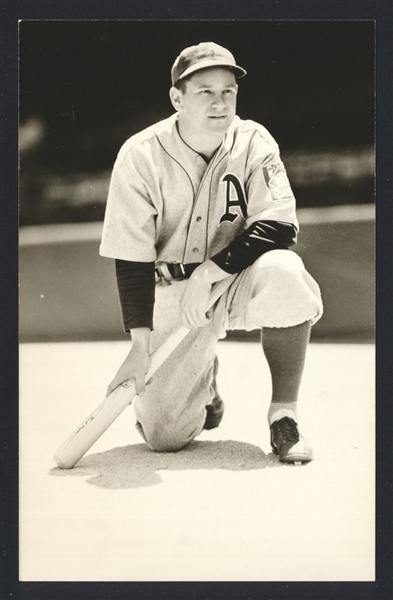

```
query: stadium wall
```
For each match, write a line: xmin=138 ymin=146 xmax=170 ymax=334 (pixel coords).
xmin=19 ymin=205 xmax=375 ymax=343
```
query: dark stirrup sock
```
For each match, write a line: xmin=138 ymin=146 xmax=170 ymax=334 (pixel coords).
xmin=261 ymin=321 xmax=312 ymax=424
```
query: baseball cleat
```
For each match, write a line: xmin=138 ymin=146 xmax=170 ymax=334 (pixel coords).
xmin=204 ymin=396 xmax=225 ymax=430
xmin=270 ymin=416 xmax=313 ymax=464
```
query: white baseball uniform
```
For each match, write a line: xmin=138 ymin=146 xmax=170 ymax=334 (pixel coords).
xmin=100 ymin=113 xmax=323 ymax=451
xmin=100 ymin=113 xmax=298 ymax=263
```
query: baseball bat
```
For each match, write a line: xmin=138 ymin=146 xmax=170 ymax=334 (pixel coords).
xmin=53 ymin=274 xmax=235 ymax=469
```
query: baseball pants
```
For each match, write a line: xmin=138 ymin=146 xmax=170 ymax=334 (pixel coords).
xmin=133 ymin=249 xmax=323 ymax=452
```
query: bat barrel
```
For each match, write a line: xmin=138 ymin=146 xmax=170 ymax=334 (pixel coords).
xmin=53 ymin=382 xmax=136 ymax=468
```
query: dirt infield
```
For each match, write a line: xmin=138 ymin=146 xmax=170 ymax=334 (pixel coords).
xmin=19 ymin=339 xmax=375 ymax=581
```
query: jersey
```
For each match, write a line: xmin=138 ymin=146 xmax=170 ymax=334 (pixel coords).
xmin=99 ymin=113 xmax=298 ymax=265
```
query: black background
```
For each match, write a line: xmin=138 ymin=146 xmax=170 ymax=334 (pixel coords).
xmin=19 ymin=19 xmax=374 ymax=159
xmin=18 ymin=19 xmax=375 ymax=224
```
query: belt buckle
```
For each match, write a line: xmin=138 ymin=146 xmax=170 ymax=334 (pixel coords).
xmin=155 ymin=262 xmax=187 ymax=282
xmin=171 ymin=263 xmax=187 ymax=280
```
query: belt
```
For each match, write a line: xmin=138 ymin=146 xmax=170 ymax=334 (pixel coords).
xmin=155 ymin=262 xmax=201 ymax=281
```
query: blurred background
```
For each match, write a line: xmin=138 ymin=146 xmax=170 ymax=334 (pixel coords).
xmin=19 ymin=20 xmax=375 ymax=343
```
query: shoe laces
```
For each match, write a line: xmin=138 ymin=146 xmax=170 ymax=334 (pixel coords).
xmin=271 ymin=417 xmax=299 ymax=444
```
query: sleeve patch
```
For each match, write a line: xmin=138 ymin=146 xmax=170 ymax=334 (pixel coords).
xmin=263 ymin=163 xmax=294 ymax=201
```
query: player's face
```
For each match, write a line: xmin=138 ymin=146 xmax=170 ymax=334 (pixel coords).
xmin=176 ymin=67 xmax=238 ymax=137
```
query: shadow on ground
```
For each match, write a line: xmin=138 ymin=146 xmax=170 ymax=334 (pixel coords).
xmin=49 ymin=439 xmax=283 ymax=489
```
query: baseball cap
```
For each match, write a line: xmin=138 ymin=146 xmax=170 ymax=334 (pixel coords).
xmin=171 ymin=42 xmax=247 ymax=86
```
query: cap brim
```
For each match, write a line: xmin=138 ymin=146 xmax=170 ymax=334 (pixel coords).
xmin=175 ymin=59 xmax=247 ymax=84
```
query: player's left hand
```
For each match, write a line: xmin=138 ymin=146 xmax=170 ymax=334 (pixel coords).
xmin=180 ymin=273 xmax=213 ymax=329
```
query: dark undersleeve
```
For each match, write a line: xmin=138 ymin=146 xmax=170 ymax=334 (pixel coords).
xmin=210 ymin=220 xmax=297 ymax=274
xmin=115 ymin=260 xmax=155 ymax=332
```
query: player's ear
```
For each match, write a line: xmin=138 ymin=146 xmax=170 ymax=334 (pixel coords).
xmin=169 ymin=86 xmax=183 ymax=111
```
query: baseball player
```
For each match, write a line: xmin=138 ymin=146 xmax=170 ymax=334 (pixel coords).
xmin=100 ymin=42 xmax=323 ymax=464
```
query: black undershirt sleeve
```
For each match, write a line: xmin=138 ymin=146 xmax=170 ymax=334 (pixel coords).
xmin=210 ymin=220 xmax=298 ymax=274
xmin=115 ymin=260 xmax=156 ymax=332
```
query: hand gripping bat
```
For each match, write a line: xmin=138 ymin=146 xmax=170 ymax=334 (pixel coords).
xmin=53 ymin=274 xmax=235 ymax=469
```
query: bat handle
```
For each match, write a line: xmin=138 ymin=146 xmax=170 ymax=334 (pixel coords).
xmin=144 ymin=273 xmax=236 ymax=382
xmin=208 ymin=273 xmax=236 ymax=307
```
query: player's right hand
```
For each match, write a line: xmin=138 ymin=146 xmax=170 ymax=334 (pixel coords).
xmin=106 ymin=329 xmax=151 ymax=397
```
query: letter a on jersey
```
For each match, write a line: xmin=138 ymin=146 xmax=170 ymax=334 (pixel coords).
xmin=219 ymin=174 xmax=248 ymax=224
